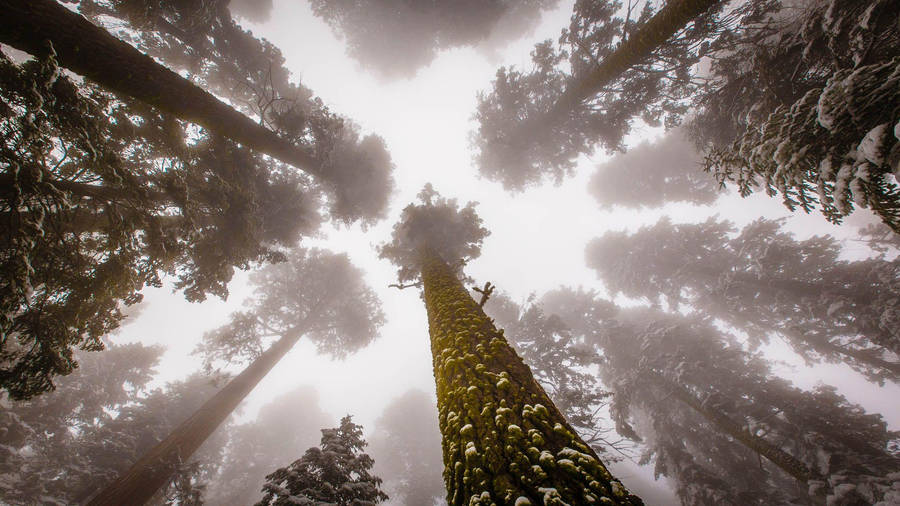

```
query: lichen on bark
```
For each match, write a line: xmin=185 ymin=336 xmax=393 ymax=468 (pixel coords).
xmin=420 ymin=248 xmax=641 ymax=505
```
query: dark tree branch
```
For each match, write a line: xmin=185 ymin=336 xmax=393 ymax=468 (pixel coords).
xmin=388 ymin=281 xmax=422 ymax=290
xmin=473 ymin=281 xmax=495 ymax=307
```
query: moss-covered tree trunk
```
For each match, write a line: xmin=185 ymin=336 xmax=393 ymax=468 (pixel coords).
xmin=419 ymin=248 xmax=642 ymax=505
xmin=86 ymin=330 xmax=302 ymax=506
xmin=0 ymin=0 xmax=319 ymax=176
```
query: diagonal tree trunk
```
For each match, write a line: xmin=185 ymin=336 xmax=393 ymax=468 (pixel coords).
xmin=85 ymin=329 xmax=303 ymax=506
xmin=656 ymin=374 xmax=814 ymax=484
xmin=539 ymin=0 xmax=722 ymax=129
xmin=0 ymin=0 xmax=320 ymax=177
xmin=419 ymin=247 xmax=642 ymax=505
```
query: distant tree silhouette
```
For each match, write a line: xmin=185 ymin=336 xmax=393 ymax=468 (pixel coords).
xmin=309 ymin=0 xmax=559 ymax=79
xmin=368 ymin=390 xmax=445 ymax=505
xmin=589 ymin=129 xmax=719 ymax=209
xmin=0 ymin=344 xmax=229 ymax=505
xmin=379 ymin=185 xmax=640 ymax=504
xmin=204 ymin=386 xmax=333 ymax=506
xmin=76 ymin=0 xmax=394 ymax=224
xmin=587 ymin=218 xmax=900 ymax=383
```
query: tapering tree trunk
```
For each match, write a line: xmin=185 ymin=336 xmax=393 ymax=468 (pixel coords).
xmin=661 ymin=377 xmax=813 ymax=484
xmin=0 ymin=0 xmax=320 ymax=176
xmin=86 ymin=330 xmax=302 ymax=506
xmin=419 ymin=248 xmax=642 ymax=505
xmin=542 ymin=0 xmax=722 ymax=127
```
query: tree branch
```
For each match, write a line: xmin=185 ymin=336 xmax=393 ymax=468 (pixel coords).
xmin=473 ymin=281 xmax=495 ymax=307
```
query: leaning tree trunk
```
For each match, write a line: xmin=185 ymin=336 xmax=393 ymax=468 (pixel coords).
xmin=541 ymin=0 xmax=723 ymax=126
xmin=658 ymin=375 xmax=814 ymax=484
xmin=86 ymin=330 xmax=302 ymax=506
xmin=0 ymin=0 xmax=320 ymax=177
xmin=419 ymin=248 xmax=642 ymax=505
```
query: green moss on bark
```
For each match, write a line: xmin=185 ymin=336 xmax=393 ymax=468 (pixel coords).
xmin=420 ymin=249 xmax=642 ymax=506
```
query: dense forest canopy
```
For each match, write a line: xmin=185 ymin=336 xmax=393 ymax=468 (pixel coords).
xmin=1 ymin=0 xmax=898 ymax=505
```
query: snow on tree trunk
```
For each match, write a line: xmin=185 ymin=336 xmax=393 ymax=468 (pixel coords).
xmin=419 ymin=248 xmax=641 ymax=505
xmin=86 ymin=330 xmax=302 ymax=506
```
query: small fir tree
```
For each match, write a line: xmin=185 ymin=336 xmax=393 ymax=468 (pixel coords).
xmin=255 ymin=415 xmax=388 ymax=506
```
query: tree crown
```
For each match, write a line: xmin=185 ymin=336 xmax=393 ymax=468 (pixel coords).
xmin=378 ymin=184 xmax=489 ymax=283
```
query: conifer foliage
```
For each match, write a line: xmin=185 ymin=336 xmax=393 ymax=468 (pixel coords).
xmin=699 ymin=0 xmax=900 ymax=231
xmin=256 ymin=415 xmax=388 ymax=506
xmin=587 ymin=217 xmax=900 ymax=383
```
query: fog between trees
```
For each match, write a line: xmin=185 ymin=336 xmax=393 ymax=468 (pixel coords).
xmin=1 ymin=0 xmax=899 ymax=505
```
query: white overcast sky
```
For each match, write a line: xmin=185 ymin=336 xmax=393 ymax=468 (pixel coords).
xmin=111 ymin=1 xmax=899 ymax=503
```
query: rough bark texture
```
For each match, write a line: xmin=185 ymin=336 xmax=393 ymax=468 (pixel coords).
xmin=0 ymin=0 xmax=320 ymax=176
xmin=544 ymin=0 xmax=722 ymax=126
xmin=420 ymin=249 xmax=642 ymax=506
xmin=664 ymin=378 xmax=813 ymax=484
xmin=86 ymin=331 xmax=302 ymax=506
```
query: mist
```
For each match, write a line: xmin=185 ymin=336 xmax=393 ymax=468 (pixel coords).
xmin=2 ymin=0 xmax=899 ymax=505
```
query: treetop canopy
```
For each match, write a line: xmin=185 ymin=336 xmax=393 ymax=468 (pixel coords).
xmin=378 ymin=184 xmax=489 ymax=283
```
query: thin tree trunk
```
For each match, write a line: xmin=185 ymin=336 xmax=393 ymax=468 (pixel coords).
xmin=85 ymin=330 xmax=303 ymax=506
xmin=660 ymin=376 xmax=813 ymax=484
xmin=541 ymin=0 xmax=722 ymax=128
xmin=419 ymin=247 xmax=642 ymax=505
xmin=0 ymin=0 xmax=320 ymax=177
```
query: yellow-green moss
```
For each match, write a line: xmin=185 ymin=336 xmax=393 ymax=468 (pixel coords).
xmin=419 ymin=248 xmax=642 ymax=506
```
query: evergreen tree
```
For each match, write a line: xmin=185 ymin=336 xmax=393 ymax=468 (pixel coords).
xmin=1 ymin=0 xmax=396 ymax=209
xmin=473 ymin=0 xmax=727 ymax=190
xmin=0 ymin=46 xmax=320 ymax=399
xmin=538 ymin=288 xmax=900 ymax=505
xmin=255 ymin=415 xmax=388 ymax=506
xmin=378 ymin=185 xmax=641 ymax=505
xmin=586 ymin=217 xmax=900 ymax=383
xmin=74 ymin=0 xmax=394 ymax=224
xmin=87 ymin=248 xmax=384 ymax=505
xmin=691 ymin=0 xmax=900 ymax=231
xmin=707 ymin=57 xmax=900 ymax=231
xmin=309 ymin=0 xmax=560 ymax=80
xmin=368 ymin=389 xmax=445 ymax=506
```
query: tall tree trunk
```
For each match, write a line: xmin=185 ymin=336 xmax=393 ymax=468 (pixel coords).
xmin=660 ymin=376 xmax=813 ymax=484
xmin=542 ymin=0 xmax=722 ymax=127
xmin=0 ymin=0 xmax=320 ymax=177
xmin=85 ymin=330 xmax=302 ymax=506
xmin=419 ymin=248 xmax=642 ymax=505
